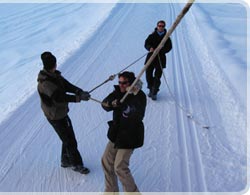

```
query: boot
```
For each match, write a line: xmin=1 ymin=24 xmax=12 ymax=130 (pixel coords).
xmin=72 ymin=165 xmax=90 ymax=174
xmin=151 ymin=94 xmax=157 ymax=101
xmin=151 ymin=77 xmax=160 ymax=100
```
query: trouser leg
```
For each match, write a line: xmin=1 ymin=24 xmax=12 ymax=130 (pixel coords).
xmin=152 ymin=65 xmax=163 ymax=95
xmin=114 ymin=149 xmax=139 ymax=192
xmin=48 ymin=115 xmax=83 ymax=166
xmin=101 ymin=142 xmax=119 ymax=192
xmin=145 ymin=64 xmax=155 ymax=90
xmin=61 ymin=143 xmax=70 ymax=164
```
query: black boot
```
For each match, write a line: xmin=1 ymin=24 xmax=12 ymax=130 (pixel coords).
xmin=151 ymin=93 xmax=157 ymax=100
xmin=151 ymin=86 xmax=158 ymax=100
xmin=72 ymin=165 xmax=90 ymax=174
xmin=151 ymin=78 xmax=160 ymax=100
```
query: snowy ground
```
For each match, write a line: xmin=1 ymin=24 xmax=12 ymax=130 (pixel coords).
xmin=0 ymin=1 xmax=248 ymax=194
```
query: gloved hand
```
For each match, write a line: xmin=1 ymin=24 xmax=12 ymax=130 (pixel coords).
xmin=79 ymin=91 xmax=90 ymax=101
xmin=75 ymin=89 xmax=83 ymax=95
xmin=111 ymin=99 xmax=121 ymax=108
xmin=126 ymin=79 xmax=143 ymax=95
xmin=75 ymin=96 xmax=81 ymax=103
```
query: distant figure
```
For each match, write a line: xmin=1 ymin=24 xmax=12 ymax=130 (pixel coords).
xmin=144 ymin=20 xmax=172 ymax=100
xmin=101 ymin=71 xmax=146 ymax=193
xmin=37 ymin=51 xmax=90 ymax=174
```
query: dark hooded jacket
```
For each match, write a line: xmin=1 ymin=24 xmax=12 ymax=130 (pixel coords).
xmin=144 ymin=28 xmax=172 ymax=68
xmin=102 ymin=86 xmax=147 ymax=149
xmin=37 ymin=69 xmax=82 ymax=120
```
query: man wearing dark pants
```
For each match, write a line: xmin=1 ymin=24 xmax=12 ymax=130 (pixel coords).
xmin=144 ymin=20 xmax=172 ymax=100
xmin=37 ymin=51 xmax=90 ymax=174
xmin=48 ymin=116 xmax=83 ymax=168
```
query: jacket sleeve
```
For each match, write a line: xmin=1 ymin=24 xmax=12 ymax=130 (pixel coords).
xmin=144 ymin=34 xmax=154 ymax=51
xmin=51 ymin=89 xmax=77 ymax=103
xmin=161 ymin=37 xmax=172 ymax=54
xmin=101 ymin=91 xmax=116 ymax=112
xmin=41 ymin=80 xmax=78 ymax=103
xmin=63 ymin=77 xmax=83 ymax=95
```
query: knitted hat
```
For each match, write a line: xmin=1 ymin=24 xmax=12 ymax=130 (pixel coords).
xmin=41 ymin=51 xmax=56 ymax=71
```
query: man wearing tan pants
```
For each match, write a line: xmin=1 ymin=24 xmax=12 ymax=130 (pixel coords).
xmin=101 ymin=71 xmax=146 ymax=193
xmin=102 ymin=142 xmax=136 ymax=192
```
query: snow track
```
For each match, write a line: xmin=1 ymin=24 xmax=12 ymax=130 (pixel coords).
xmin=0 ymin=3 xmax=247 ymax=192
xmin=162 ymin=4 xmax=207 ymax=191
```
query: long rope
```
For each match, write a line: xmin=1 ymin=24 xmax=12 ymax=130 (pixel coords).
xmin=120 ymin=0 xmax=195 ymax=103
xmin=158 ymin=55 xmax=210 ymax=129
xmin=88 ymin=52 xmax=148 ymax=94
xmin=88 ymin=0 xmax=195 ymax=108
xmin=89 ymin=97 xmax=109 ymax=107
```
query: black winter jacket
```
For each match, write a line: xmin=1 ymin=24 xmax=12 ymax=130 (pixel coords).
xmin=144 ymin=28 xmax=172 ymax=68
xmin=37 ymin=69 xmax=82 ymax=120
xmin=102 ymin=86 xmax=147 ymax=149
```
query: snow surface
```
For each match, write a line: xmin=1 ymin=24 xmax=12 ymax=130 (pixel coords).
xmin=0 ymin=1 xmax=248 ymax=194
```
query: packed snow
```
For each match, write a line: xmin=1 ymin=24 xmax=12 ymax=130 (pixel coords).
xmin=0 ymin=1 xmax=248 ymax=194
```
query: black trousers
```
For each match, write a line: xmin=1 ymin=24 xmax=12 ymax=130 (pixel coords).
xmin=146 ymin=64 xmax=163 ymax=95
xmin=48 ymin=115 xmax=83 ymax=166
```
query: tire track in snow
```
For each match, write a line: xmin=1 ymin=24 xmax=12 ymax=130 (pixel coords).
xmin=168 ymin=3 xmax=191 ymax=191
xmin=169 ymin=3 xmax=207 ymax=191
xmin=174 ymin=27 xmax=207 ymax=191
xmin=182 ymin=5 xmax=247 ymax=191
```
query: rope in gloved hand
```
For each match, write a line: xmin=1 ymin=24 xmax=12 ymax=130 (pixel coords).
xmin=89 ymin=79 xmax=143 ymax=108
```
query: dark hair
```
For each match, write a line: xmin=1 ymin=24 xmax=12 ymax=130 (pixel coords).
xmin=41 ymin=51 xmax=56 ymax=71
xmin=118 ymin=71 xmax=136 ymax=85
xmin=157 ymin=20 xmax=166 ymax=27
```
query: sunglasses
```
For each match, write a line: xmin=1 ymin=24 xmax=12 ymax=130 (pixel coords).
xmin=158 ymin=25 xmax=165 ymax=28
xmin=119 ymin=81 xmax=129 ymax=85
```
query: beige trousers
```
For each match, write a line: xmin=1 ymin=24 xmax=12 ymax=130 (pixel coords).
xmin=101 ymin=141 xmax=139 ymax=193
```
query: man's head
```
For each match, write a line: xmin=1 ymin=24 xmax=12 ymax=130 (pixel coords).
xmin=156 ymin=20 xmax=166 ymax=32
xmin=41 ymin=51 xmax=57 ymax=72
xmin=118 ymin=71 xmax=136 ymax=93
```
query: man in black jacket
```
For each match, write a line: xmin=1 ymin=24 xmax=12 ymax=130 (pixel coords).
xmin=37 ymin=51 xmax=90 ymax=174
xmin=101 ymin=71 xmax=146 ymax=193
xmin=144 ymin=20 xmax=172 ymax=100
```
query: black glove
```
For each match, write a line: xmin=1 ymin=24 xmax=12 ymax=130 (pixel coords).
xmin=75 ymin=88 xmax=84 ymax=95
xmin=79 ymin=91 xmax=90 ymax=101
xmin=111 ymin=99 xmax=122 ymax=108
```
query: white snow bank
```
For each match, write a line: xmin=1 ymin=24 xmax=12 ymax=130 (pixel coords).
xmin=0 ymin=3 xmax=117 ymax=124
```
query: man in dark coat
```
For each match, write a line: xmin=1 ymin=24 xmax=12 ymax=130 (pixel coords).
xmin=144 ymin=20 xmax=172 ymax=100
xmin=101 ymin=71 xmax=146 ymax=193
xmin=37 ymin=51 xmax=90 ymax=174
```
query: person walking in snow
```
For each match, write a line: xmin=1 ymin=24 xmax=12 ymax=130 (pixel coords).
xmin=144 ymin=20 xmax=172 ymax=100
xmin=37 ymin=51 xmax=90 ymax=174
xmin=101 ymin=71 xmax=146 ymax=193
